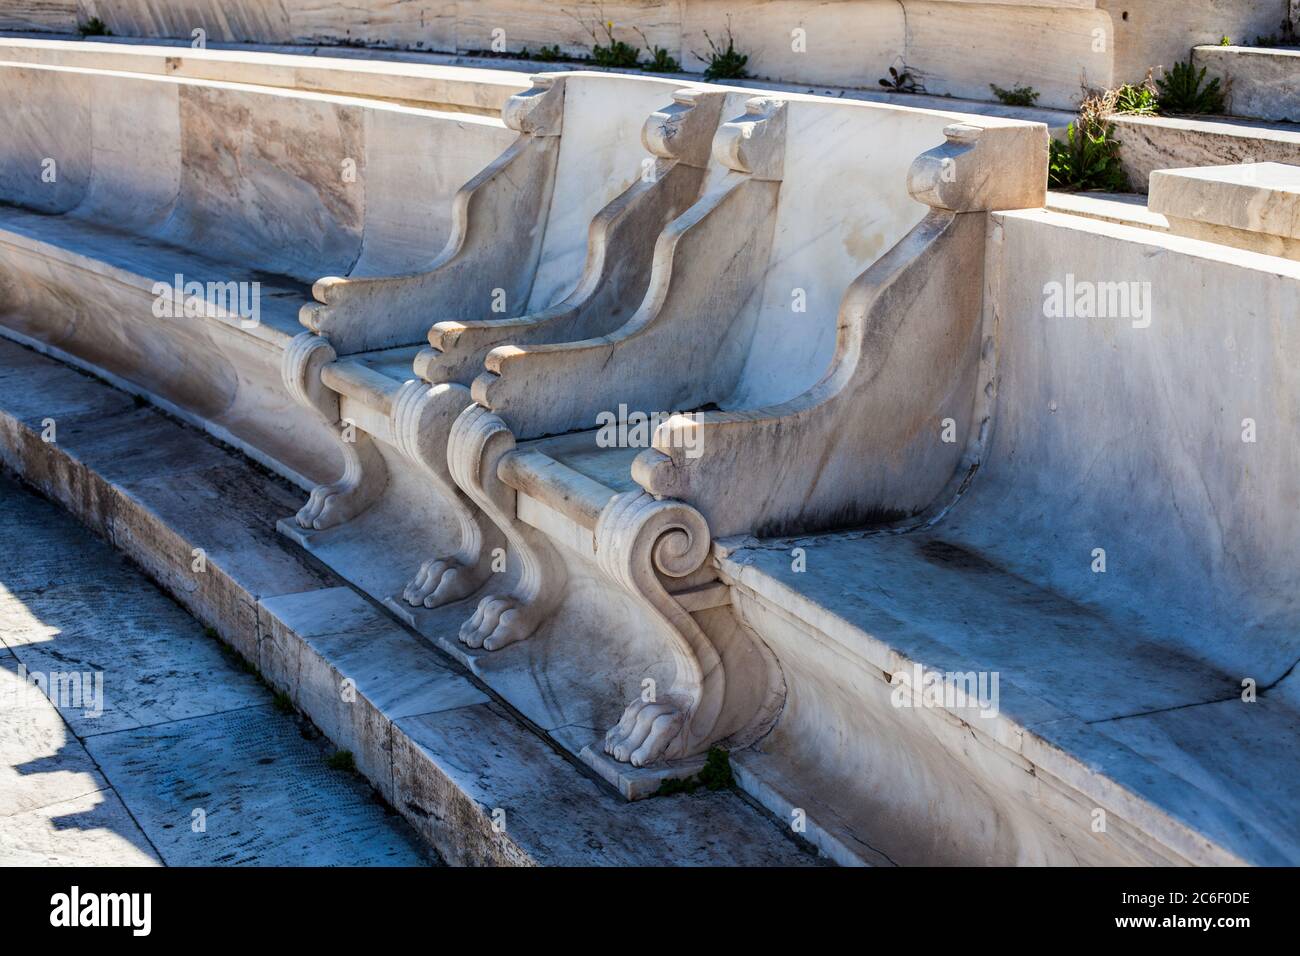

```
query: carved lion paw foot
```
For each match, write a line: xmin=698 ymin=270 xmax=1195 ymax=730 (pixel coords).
xmin=294 ymin=481 xmax=367 ymax=531
xmin=604 ymin=699 xmax=687 ymax=767
xmin=458 ymin=594 xmax=543 ymax=651
xmin=402 ymin=556 xmax=484 ymax=609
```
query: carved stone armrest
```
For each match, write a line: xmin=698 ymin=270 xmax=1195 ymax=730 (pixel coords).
xmin=908 ymin=121 xmax=1047 ymax=213
xmin=298 ymin=75 xmax=566 ymax=356
xmin=414 ymin=90 xmax=725 ymax=387
xmin=469 ymin=97 xmax=788 ymax=439
xmin=633 ymin=122 xmax=1048 ymax=539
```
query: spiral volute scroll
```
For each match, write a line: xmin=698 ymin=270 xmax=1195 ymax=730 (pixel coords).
xmin=391 ymin=378 xmax=430 ymax=466
xmin=595 ymin=491 xmax=718 ymax=690
xmin=281 ymin=331 xmax=338 ymax=422
xmin=595 ymin=491 xmax=710 ymax=586
xmin=447 ymin=403 xmax=513 ymax=498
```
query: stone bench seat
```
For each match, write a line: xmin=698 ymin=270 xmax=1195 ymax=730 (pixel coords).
xmin=0 ymin=61 xmax=513 ymax=485
xmin=720 ymin=528 xmax=1300 ymax=866
xmin=281 ymin=74 xmax=732 ymax=613
xmin=0 ymin=199 xmax=323 ymax=476
xmin=0 ymin=203 xmax=308 ymax=346
xmin=440 ymin=98 xmax=1047 ymax=781
xmin=702 ymin=207 xmax=1300 ymax=865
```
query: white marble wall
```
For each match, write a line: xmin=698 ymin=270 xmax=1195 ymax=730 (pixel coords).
xmin=3 ymin=1 xmax=1290 ymax=110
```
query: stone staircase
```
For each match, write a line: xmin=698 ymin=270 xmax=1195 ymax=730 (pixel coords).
xmin=0 ymin=337 xmax=817 ymax=867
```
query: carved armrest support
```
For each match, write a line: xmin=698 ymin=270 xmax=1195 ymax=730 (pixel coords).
xmin=390 ymin=379 xmax=504 ymax=607
xmin=501 ymin=74 xmax=565 ymax=136
xmin=628 ymin=122 xmax=1045 ymax=539
xmin=643 ymin=89 xmax=726 ymax=169
xmin=445 ymin=404 xmax=566 ymax=649
xmin=635 ymin=209 xmax=989 ymax=539
xmin=595 ymin=491 xmax=726 ymax=765
xmin=390 ymin=379 xmax=474 ymax=487
xmin=281 ymin=332 xmax=389 ymax=530
xmin=418 ymin=304 xmax=580 ymax=386
xmin=281 ymin=332 xmax=340 ymax=425
xmin=711 ymin=96 xmax=787 ymax=180
xmin=471 ymin=168 xmax=780 ymax=437
xmin=415 ymin=91 xmax=725 ymax=387
xmin=298 ymin=76 xmax=567 ymax=356
xmin=466 ymin=97 xmax=785 ymax=438
xmin=908 ymin=122 xmax=1048 ymax=213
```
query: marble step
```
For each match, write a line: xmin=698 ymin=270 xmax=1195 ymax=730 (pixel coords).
xmin=1192 ymin=43 xmax=1300 ymax=124
xmin=0 ymin=334 xmax=819 ymax=867
xmin=1110 ymin=112 xmax=1300 ymax=192
xmin=1044 ymin=190 xmax=1170 ymax=231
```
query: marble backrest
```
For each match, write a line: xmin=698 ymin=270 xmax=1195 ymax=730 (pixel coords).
xmin=525 ymin=72 xmax=706 ymax=313
xmin=720 ymin=95 xmax=1023 ymax=410
xmin=0 ymin=62 xmax=512 ymax=284
xmin=944 ymin=210 xmax=1300 ymax=678
xmin=0 ymin=62 xmax=93 ymax=213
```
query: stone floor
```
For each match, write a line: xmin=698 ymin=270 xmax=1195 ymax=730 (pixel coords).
xmin=0 ymin=473 xmax=437 ymax=866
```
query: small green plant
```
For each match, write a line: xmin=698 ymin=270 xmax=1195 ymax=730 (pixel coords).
xmin=326 ymin=749 xmax=356 ymax=772
xmin=635 ymin=27 xmax=681 ymax=73
xmin=1155 ymin=59 xmax=1226 ymax=114
xmin=1219 ymin=35 xmax=1232 ymax=46
xmin=1048 ymin=87 xmax=1130 ymax=193
xmin=568 ymin=12 xmax=640 ymax=68
xmin=77 ymin=17 xmax=112 ymax=37
xmin=593 ymin=34 xmax=640 ymax=68
xmin=990 ymin=83 xmax=1040 ymax=107
xmin=1111 ymin=72 xmax=1160 ymax=115
xmin=272 ymin=689 xmax=294 ymax=714
xmin=878 ymin=64 xmax=922 ymax=94
xmin=529 ymin=44 xmax=566 ymax=63
xmin=696 ymin=22 xmax=749 ymax=81
xmin=1049 ymin=121 xmax=1128 ymax=193
xmin=653 ymin=747 xmax=735 ymax=796
xmin=697 ymin=747 xmax=735 ymax=790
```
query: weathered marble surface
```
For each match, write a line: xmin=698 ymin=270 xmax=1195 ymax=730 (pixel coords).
xmin=721 ymin=529 xmax=1296 ymax=865
xmin=1097 ymin=0 xmax=1288 ymax=87
xmin=0 ymin=338 xmax=817 ymax=866
xmin=2 ymin=0 xmax=1291 ymax=109
xmin=1194 ymin=44 xmax=1300 ymax=124
xmin=972 ymin=209 xmax=1300 ymax=681
xmin=1045 ymin=189 xmax=1171 ymax=231
xmin=0 ymin=472 xmax=432 ymax=866
xmin=1149 ymin=161 xmax=1300 ymax=258
xmin=0 ymin=577 xmax=267 ymax=737
xmin=0 ymin=61 xmax=512 ymax=486
xmin=85 ymin=706 xmax=433 ymax=866
xmin=3 ymin=41 xmax=1296 ymax=866
xmin=705 ymin=209 xmax=1300 ymax=866
xmin=282 ymin=74 xmax=723 ymax=650
xmin=1111 ymin=113 xmax=1300 ymax=193
xmin=0 ymin=37 xmax=531 ymax=114
xmin=1 ymin=789 xmax=162 ymax=866
xmin=260 ymin=587 xmax=490 ymax=800
xmin=453 ymin=100 xmax=1043 ymax=774
xmin=0 ymin=656 xmax=112 ymax=820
